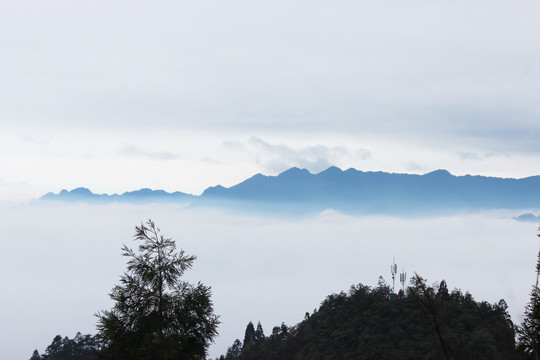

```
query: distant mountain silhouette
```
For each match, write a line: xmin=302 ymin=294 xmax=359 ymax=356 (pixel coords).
xmin=199 ymin=166 xmax=540 ymax=215
xmin=41 ymin=187 xmax=193 ymax=204
xmin=514 ymin=213 xmax=540 ymax=222
xmin=41 ymin=167 xmax=540 ymax=215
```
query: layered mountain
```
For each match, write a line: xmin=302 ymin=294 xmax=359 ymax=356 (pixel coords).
xmin=40 ymin=167 xmax=540 ymax=215
xmin=40 ymin=187 xmax=194 ymax=204
xmin=200 ymin=166 xmax=540 ymax=214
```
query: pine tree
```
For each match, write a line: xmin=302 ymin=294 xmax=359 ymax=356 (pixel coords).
xmin=255 ymin=322 xmax=265 ymax=343
xmin=96 ymin=220 xmax=219 ymax=360
xmin=224 ymin=339 xmax=242 ymax=359
xmin=29 ymin=349 xmax=41 ymax=360
xmin=243 ymin=321 xmax=256 ymax=348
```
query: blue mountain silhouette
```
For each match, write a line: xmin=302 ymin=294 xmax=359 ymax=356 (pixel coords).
xmin=41 ymin=188 xmax=193 ymax=204
xmin=41 ymin=167 xmax=540 ymax=215
xmin=514 ymin=213 xmax=540 ymax=222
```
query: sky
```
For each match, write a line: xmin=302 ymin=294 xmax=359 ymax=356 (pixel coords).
xmin=1 ymin=0 xmax=540 ymax=201
xmin=1 ymin=1 xmax=540 ymax=359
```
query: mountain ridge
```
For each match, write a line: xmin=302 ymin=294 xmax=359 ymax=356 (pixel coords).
xmin=39 ymin=167 xmax=540 ymax=215
xmin=41 ymin=187 xmax=194 ymax=204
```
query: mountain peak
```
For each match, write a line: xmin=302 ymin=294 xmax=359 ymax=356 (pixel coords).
xmin=70 ymin=187 xmax=93 ymax=195
xmin=202 ymin=185 xmax=226 ymax=197
xmin=425 ymin=169 xmax=452 ymax=177
xmin=319 ymin=166 xmax=343 ymax=175
xmin=278 ymin=167 xmax=311 ymax=177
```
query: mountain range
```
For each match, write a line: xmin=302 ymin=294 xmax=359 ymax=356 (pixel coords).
xmin=40 ymin=166 xmax=540 ymax=216
xmin=41 ymin=187 xmax=193 ymax=204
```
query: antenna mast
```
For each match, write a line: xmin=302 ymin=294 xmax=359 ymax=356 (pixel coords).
xmin=391 ymin=257 xmax=397 ymax=293
xmin=400 ymin=268 xmax=407 ymax=293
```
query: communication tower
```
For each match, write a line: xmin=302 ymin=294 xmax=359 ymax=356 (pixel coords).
xmin=400 ymin=269 xmax=407 ymax=292
xmin=391 ymin=258 xmax=397 ymax=293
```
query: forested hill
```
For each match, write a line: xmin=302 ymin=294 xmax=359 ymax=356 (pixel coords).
xmin=40 ymin=167 xmax=540 ymax=215
xmin=219 ymin=278 xmax=518 ymax=360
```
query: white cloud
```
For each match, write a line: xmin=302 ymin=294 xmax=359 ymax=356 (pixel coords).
xmin=247 ymin=137 xmax=370 ymax=173
xmin=118 ymin=144 xmax=180 ymax=161
xmin=221 ymin=140 xmax=245 ymax=152
xmin=404 ymin=162 xmax=428 ymax=173
xmin=1 ymin=0 xmax=539 ymax=154
xmin=457 ymin=151 xmax=481 ymax=161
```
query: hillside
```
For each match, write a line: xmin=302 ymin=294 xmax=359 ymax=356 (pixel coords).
xmin=220 ymin=278 xmax=518 ymax=360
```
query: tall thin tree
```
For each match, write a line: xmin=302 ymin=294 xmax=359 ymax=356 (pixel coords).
xmin=96 ymin=220 xmax=219 ymax=360
xmin=517 ymin=228 xmax=540 ymax=360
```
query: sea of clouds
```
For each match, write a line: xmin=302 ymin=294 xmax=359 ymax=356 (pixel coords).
xmin=1 ymin=202 xmax=538 ymax=359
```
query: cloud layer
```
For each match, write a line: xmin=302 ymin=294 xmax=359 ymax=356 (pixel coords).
xmin=119 ymin=144 xmax=181 ymax=160
xmin=246 ymin=137 xmax=370 ymax=173
xmin=1 ymin=203 xmax=537 ymax=360
xmin=1 ymin=1 xmax=539 ymax=148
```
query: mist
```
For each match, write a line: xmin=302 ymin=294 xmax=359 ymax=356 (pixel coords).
xmin=0 ymin=201 xmax=538 ymax=359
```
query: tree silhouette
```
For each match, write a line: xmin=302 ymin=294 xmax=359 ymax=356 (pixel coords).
xmin=29 ymin=333 xmax=101 ymax=360
xmin=255 ymin=322 xmax=265 ymax=344
xmin=243 ymin=322 xmax=255 ymax=348
xmin=517 ymin=229 xmax=540 ymax=360
xmin=96 ymin=220 xmax=219 ymax=360
xmin=225 ymin=339 xmax=242 ymax=359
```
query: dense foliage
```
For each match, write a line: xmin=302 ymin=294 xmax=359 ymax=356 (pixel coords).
xmin=220 ymin=277 xmax=518 ymax=360
xmin=96 ymin=220 xmax=219 ymax=360
xmin=29 ymin=333 xmax=101 ymax=360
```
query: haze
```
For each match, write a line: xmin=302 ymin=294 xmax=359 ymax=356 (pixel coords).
xmin=1 ymin=202 xmax=538 ymax=359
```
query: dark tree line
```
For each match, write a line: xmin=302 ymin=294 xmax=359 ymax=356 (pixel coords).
xmin=29 ymin=333 xmax=102 ymax=360
xmin=220 ymin=278 xmax=518 ymax=360
xmin=216 ymin=227 xmax=540 ymax=360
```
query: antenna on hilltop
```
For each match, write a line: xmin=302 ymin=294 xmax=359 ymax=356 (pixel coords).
xmin=400 ymin=268 xmax=407 ymax=293
xmin=391 ymin=257 xmax=397 ymax=293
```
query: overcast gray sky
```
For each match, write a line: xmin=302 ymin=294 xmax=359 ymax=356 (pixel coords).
xmin=1 ymin=0 xmax=539 ymax=201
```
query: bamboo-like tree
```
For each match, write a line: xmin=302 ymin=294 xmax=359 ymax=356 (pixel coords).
xmin=517 ymin=229 xmax=540 ymax=360
xmin=96 ymin=220 xmax=219 ymax=360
